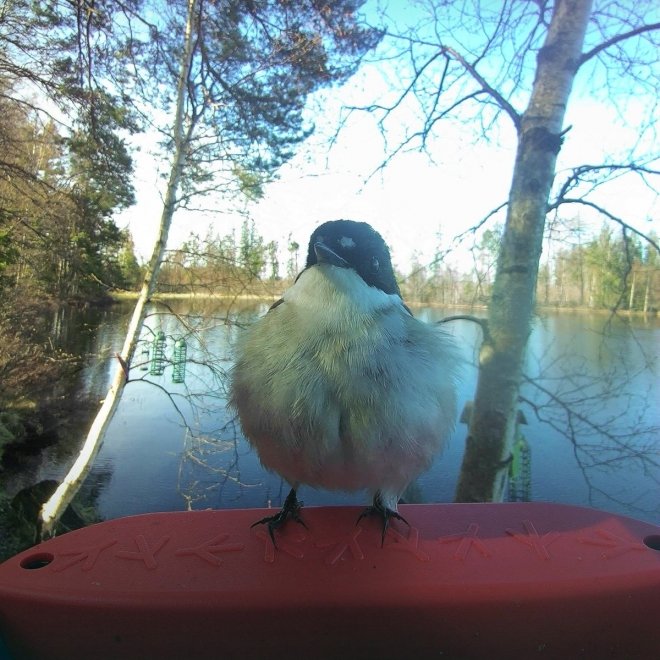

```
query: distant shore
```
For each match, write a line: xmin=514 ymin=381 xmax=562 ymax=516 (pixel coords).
xmin=109 ymin=290 xmax=658 ymax=317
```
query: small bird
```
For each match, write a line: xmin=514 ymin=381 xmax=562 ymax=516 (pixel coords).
xmin=229 ymin=220 xmax=459 ymax=543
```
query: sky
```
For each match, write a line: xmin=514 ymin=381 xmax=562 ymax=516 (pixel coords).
xmin=115 ymin=3 xmax=659 ymax=277
xmin=118 ymin=87 xmax=519 ymax=274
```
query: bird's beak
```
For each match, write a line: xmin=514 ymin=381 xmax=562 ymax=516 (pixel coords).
xmin=314 ymin=242 xmax=349 ymax=268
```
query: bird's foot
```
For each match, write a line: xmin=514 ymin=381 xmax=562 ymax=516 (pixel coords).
xmin=357 ymin=492 xmax=409 ymax=546
xmin=251 ymin=488 xmax=307 ymax=546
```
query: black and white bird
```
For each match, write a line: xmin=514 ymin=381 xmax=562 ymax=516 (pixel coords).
xmin=229 ymin=220 xmax=459 ymax=543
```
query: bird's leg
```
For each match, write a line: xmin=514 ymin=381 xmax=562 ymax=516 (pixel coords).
xmin=251 ymin=487 xmax=307 ymax=546
xmin=357 ymin=490 xmax=409 ymax=546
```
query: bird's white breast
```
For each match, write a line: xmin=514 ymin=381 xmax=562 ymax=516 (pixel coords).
xmin=229 ymin=265 xmax=459 ymax=499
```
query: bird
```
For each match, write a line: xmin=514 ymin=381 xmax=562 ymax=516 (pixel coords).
xmin=229 ymin=219 xmax=459 ymax=544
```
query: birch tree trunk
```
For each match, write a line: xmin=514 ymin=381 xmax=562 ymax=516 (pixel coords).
xmin=628 ymin=270 xmax=636 ymax=310
xmin=455 ymin=0 xmax=594 ymax=502
xmin=39 ymin=0 xmax=199 ymax=538
xmin=643 ymin=272 xmax=650 ymax=314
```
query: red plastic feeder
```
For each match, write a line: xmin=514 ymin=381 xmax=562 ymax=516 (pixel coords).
xmin=1 ymin=502 xmax=659 ymax=659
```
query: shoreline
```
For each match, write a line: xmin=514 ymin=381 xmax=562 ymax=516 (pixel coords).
xmin=108 ymin=290 xmax=658 ymax=318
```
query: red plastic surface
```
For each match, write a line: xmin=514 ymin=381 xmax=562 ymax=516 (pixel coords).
xmin=1 ymin=503 xmax=659 ymax=659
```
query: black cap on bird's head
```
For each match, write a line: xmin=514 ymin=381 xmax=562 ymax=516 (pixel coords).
xmin=305 ymin=220 xmax=401 ymax=296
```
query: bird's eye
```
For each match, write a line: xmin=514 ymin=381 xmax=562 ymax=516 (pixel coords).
xmin=371 ymin=257 xmax=380 ymax=273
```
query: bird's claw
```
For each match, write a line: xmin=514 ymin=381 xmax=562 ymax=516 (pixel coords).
xmin=357 ymin=494 xmax=409 ymax=546
xmin=251 ymin=488 xmax=307 ymax=546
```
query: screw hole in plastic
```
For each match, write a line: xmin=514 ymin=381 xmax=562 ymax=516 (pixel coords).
xmin=643 ymin=535 xmax=660 ymax=551
xmin=20 ymin=553 xmax=54 ymax=570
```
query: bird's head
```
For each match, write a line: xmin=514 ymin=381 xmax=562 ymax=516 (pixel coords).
xmin=304 ymin=220 xmax=401 ymax=296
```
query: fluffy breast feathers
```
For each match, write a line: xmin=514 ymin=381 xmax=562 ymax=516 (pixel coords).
xmin=229 ymin=265 xmax=460 ymax=495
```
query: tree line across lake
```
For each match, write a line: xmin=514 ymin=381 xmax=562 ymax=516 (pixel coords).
xmin=157 ymin=220 xmax=658 ymax=313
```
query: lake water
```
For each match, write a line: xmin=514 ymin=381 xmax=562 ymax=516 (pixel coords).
xmin=9 ymin=299 xmax=660 ymax=526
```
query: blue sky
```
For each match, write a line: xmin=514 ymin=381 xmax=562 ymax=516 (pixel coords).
xmin=116 ymin=2 xmax=659 ymax=275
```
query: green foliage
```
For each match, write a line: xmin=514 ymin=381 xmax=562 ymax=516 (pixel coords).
xmin=1 ymin=1 xmax=380 ymax=305
xmin=239 ymin=219 xmax=266 ymax=278
xmin=0 ymin=0 xmax=140 ymax=302
xmin=67 ymin=97 xmax=136 ymax=218
xmin=383 ymin=218 xmax=660 ymax=310
xmin=286 ymin=235 xmax=301 ymax=279
xmin=159 ymin=222 xmax=282 ymax=293
xmin=233 ymin=167 xmax=265 ymax=201
xmin=552 ymin=225 xmax=657 ymax=311
xmin=266 ymin=241 xmax=280 ymax=281
xmin=134 ymin=0 xmax=381 ymax=195
xmin=115 ymin=231 xmax=143 ymax=289
xmin=0 ymin=103 xmax=140 ymax=299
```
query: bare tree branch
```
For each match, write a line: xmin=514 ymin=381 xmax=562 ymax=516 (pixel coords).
xmin=553 ymin=163 xmax=660 ymax=203
xmin=579 ymin=21 xmax=660 ymax=67
xmin=553 ymin=197 xmax=660 ymax=253
xmin=438 ymin=44 xmax=521 ymax=129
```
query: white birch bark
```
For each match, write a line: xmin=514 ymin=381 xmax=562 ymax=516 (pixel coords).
xmin=39 ymin=0 xmax=199 ymax=537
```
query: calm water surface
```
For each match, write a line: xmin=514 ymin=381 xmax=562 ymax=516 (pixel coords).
xmin=13 ymin=299 xmax=660 ymax=525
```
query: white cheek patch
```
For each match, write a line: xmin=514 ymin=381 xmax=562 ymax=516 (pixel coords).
xmin=339 ymin=236 xmax=356 ymax=249
xmin=286 ymin=266 xmax=396 ymax=317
